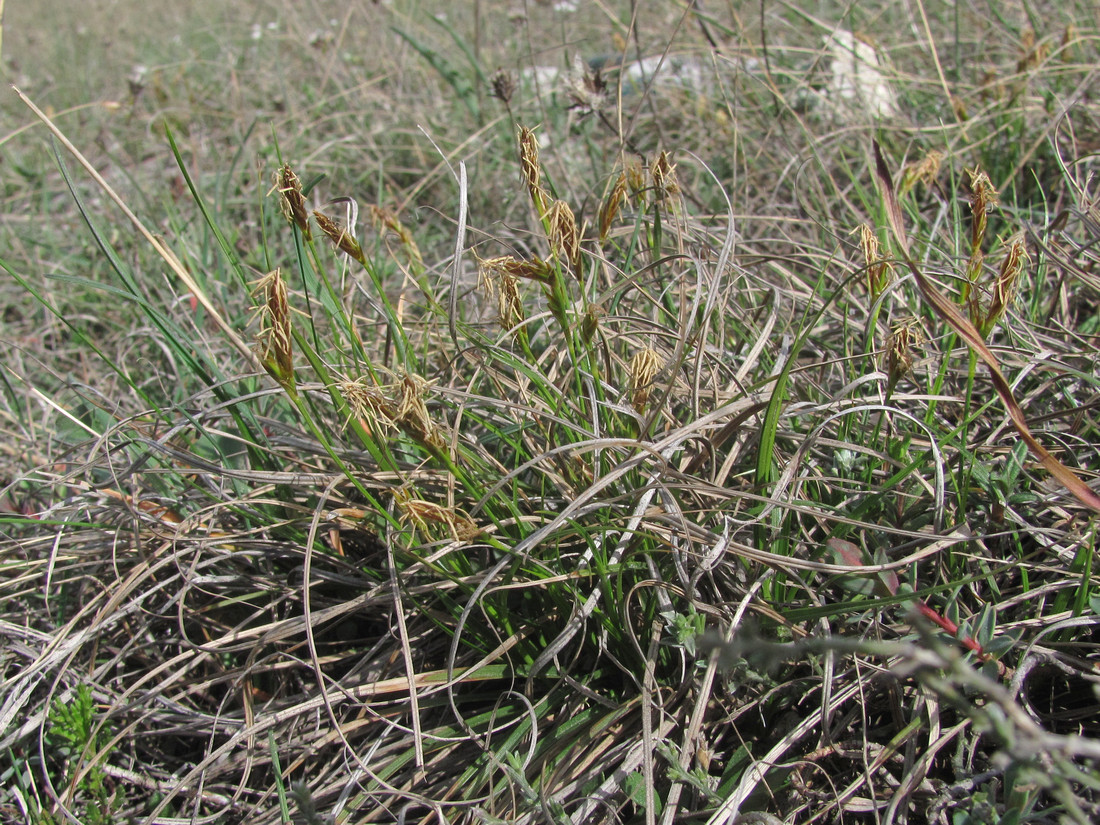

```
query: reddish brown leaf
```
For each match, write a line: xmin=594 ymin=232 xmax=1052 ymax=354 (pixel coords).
xmin=872 ymin=141 xmax=1100 ymax=515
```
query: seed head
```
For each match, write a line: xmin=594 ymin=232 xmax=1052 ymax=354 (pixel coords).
xmin=479 ymin=255 xmax=553 ymax=286
xmin=964 ymin=167 xmax=1000 ymax=310
xmin=339 ymin=371 xmax=444 ymax=450
xmin=394 ymin=372 xmax=445 ymax=449
xmin=650 ymin=151 xmax=681 ymax=206
xmin=251 ymin=268 xmax=295 ymax=393
xmin=495 ymin=272 xmax=524 ymax=335
xmin=271 ymin=164 xmax=312 ymax=240
xmin=518 ymin=126 xmax=547 ymax=215
xmin=548 ymin=199 xmax=582 ymax=277
xmin=967 ymin=167 xmax=998 ymax=253
xmin=565 ymin=54 xmax=609 ymax=117
xmin=1016 ymin=27 xmax=1049 ymax=73
xmin=395 ymin=487 xmax=479 ymax=541
xmin=478 ymin=256 xmax=557 ymax=342
xmin=581 ymin=303 xmax=605 ymax=344
xmin=855 ymin=224 xmax=892 ymax=297
xmin=984 ymin=233 xmax=1028 ymax=336
xmin=951 ymin=95 xmax=968 ymax=121
xmin=599 ymin=171 xmax=627 ymax=242
xmin=338 ymin=376 xmax=394 ymax=434
xmin=885 ymin=317 xmax=924 ymax=392
xmin=490 ymin=68 xmax=517 ymax=104
xmin=313 ymin=210 xmax=364 ymax=261
xmin=625 ymin=157 xmax=647 ymax=206
xmin=899 ymin=149 xmax=943 ymax=197
xmin=630 ymin=347 xmax=663 ymax=413
xmin=478 ymin=259 xmax=526 ymax=335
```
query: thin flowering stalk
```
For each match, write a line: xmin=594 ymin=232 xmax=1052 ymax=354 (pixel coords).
xmin=309 ymin=206 xmax=409 ymax=366
xmin=366 ymin=205 xmax=444 ymax=318
xmin=369 ymin=206 xmax=424 ymax=275
xmin=963 ymin=167 xmax=998 ymax=324
xmin=246 ymin=324 xmax=400 ymax=516
xmin=514 ymin=128 xmax=588 ymax=343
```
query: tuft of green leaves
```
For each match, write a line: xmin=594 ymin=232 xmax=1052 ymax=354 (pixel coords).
xmin=46 ymin=685 xmax=119 ymax=825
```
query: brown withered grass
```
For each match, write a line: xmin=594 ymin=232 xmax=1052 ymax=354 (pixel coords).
xmin=4 ymin=2 xmax=1100 ymax=824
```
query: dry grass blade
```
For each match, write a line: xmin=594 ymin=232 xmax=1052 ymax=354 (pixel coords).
xmin=873 ymin=140 xmax=1100 ymax=515
xmin=12 ymin=86 xmax=258 ymax=369
xmin=7 ymin=7 xmax=1100 ymax=821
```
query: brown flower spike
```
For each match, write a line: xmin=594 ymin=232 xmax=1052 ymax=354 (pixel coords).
xmin=313 ymin=210 xmax=364 ymax=261
xmin=272 ymin=164 xmax=312 ymax=241
xmin=252 ymin=268 xmax=296 ymax=395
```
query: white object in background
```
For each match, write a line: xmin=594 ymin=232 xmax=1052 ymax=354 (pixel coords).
xmin=824 ymin=30 xmax=898 ymax=119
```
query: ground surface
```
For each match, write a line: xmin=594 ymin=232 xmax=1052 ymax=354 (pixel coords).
xmin=3 ymin=2 xmax=1100 ymax=823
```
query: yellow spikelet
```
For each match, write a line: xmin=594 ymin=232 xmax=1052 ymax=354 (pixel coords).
xmin=630 ymin=347 xmax=663 ymax=413
xmin=967 ymin=167 xmax=998 ymax=254
xmin=337 ymin=376 xmax=394 ymax=434
xmin=984 ymin=233 xmax=1028 ymax=336
xmin=395 ymin=487 xmax=480 ymax=541
xmin=479 ymin=255 xmax=553 ymax=285
xmin=898 ymin=150 xmax=943 ymax=197
xmin=518 ymin=126 xmax=547 ymax=215
xmin=394 ymin=372 xmax=444 ymax=449
xmin=650 ymin=151 xmax=681 ymax=207
xmin=547 ymin=199 xmax=582 ymax=277
xmin=477 ymin=259 xmax=526 ymax=334
xmin=965 ymin=167 xmax=1000 ymax=321
xmin=599 ymin=171 xmax=627 ymax=242
xmin=251 ymin=268 xmax=296 ymax=394
xmin=855 ymin=223 xmax=892 ymax=298
xmin=271 ymin=164 xmax=312 ymax=240
xmin=581 ymin=303 xmax=605 ymax=344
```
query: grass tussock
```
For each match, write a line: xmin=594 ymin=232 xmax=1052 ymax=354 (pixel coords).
xmin=3 ymin=2 xmax=1100 ymax=823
